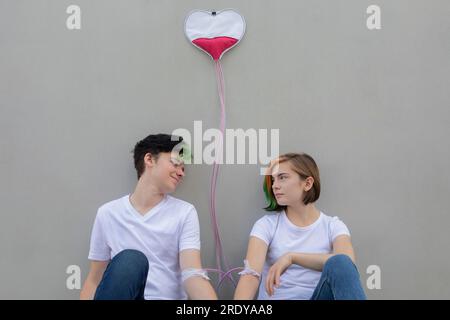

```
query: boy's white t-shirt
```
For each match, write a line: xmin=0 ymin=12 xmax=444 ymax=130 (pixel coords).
xmin=88 ymin=194 xmax=201 ymax=300
xmin=250 ymin=211 xmax=350 ymax=300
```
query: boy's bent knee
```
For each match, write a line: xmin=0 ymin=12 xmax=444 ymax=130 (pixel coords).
xmin=112 ymin=249 xmax=149 ymax=273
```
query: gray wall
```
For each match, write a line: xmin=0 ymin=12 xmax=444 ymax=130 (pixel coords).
xmin=1 ymin=0 xmax=449 ymax=299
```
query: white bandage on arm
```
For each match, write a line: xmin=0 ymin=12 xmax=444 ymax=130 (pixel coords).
xmin=181 ymin=268 xmax=211 ymax=282
xmin=238 ymin=259 xmax=261 ymax=279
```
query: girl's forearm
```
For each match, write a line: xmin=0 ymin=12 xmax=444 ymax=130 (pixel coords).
xmin=234 ymin=275 xmax=260 ymax=300
xmin=289 ymin=253 xmax=334 ymax=272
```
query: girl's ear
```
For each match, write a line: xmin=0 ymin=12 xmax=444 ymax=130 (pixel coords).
xmin=304 ymin=176 xmax=314 ymax=192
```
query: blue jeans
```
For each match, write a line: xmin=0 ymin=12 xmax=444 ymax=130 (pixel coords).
xmin=94 ymin=249 xmax=149 ymax=300
xmin=310 ymin=254 xmax=367 ymax=300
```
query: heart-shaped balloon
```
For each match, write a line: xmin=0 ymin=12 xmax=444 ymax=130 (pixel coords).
xmin=184 ymin=9 xmax=246 ymax=61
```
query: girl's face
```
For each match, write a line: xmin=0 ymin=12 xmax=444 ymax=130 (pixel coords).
xmin=271 ymin=161 xmax=310 ymax=207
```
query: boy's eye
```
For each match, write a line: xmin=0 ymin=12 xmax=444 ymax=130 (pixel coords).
xmin=170 ymin=158 xmax=184 ymax=168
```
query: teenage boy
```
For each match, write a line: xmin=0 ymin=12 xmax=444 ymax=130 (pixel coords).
xmin=80 ymin=134 xmax=217 ymax=300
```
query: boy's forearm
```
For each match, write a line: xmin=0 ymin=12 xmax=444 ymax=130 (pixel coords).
xmin=184 ymin=277 xmax=218 ymax=300
xmin=80 ymin=281 xmax=97 ymax=300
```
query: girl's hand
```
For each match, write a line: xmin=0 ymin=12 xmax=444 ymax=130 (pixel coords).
xmin=265 ymin=253 xmax=292 ymax=296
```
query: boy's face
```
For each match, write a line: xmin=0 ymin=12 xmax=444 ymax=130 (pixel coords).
xmin=147 ymin=152 xmax=185 ymax=194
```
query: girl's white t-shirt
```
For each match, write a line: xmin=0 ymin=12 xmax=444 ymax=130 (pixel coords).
xmin=250 ymin=211 xmax=350 ymax=300
xmin=88 ymin=194 xmax=201 ymax=300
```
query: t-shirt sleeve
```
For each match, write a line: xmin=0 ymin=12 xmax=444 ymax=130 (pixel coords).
xmin=179 ymin=206 xmax=201 ymax=252
xmin=88 ymin=209 xmax=111 ymax=261
xmin=329 ymin=216 xmax=351 ymax=242
xmin=250 ymin=216 xmax=273 ymax=246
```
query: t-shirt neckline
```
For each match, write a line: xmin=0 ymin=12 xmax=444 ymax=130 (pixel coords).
xmin=125 ymin=194 xmax=169 ymax=221
xmin=281 ymin=210 xmax=323 ymax=231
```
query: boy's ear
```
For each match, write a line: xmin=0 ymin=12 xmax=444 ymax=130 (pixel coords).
xmin=144 ymin=153 xmax=157 ymax=167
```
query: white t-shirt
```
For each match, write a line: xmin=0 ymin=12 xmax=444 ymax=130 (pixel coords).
xmin=88 ymin=194 xmax=201 ymax=300
xmin=250 ymin=211 xmax=350 ymax=300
